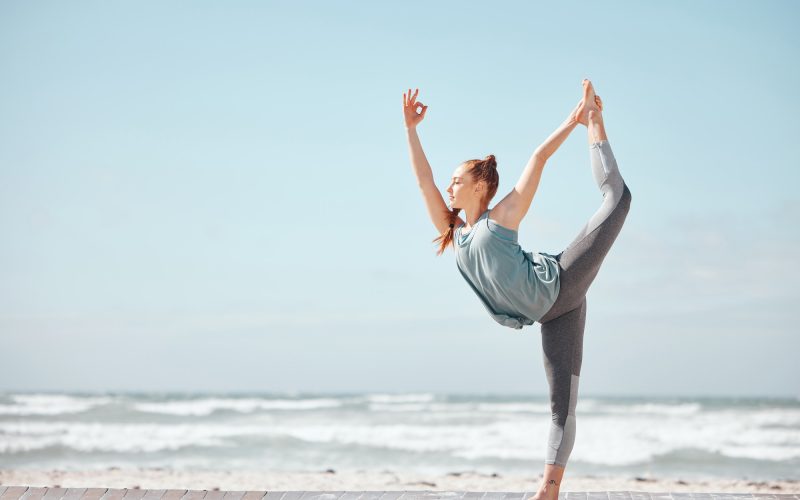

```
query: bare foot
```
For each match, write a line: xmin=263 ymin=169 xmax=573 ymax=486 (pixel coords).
xmin=570 ymin=94 xmax=602 ymax=124
xmin=525 ymin=479 xmax=560 ymax=500
xmin=573 ymin=78 xmax=602 ymax=126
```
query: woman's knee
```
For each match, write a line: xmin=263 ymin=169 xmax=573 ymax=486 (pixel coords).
xmin=620 ymin=183 xmax=632 ymax=210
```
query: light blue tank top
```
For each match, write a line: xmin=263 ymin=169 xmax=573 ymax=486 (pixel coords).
xmin=454 ymin=209 xmax=561 ymax=329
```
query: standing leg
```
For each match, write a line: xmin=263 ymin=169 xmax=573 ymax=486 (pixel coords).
xmin=528 ymin=297 xmax=587 ymax=500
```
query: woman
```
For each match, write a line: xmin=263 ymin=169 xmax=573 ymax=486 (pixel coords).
xmin=402 ymin=79 xmax=632 ymax=500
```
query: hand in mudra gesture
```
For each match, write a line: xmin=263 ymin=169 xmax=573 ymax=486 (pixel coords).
xmin=403 ymin=88 xmax=427 ymax=129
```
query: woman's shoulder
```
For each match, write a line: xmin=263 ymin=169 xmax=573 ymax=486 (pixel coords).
xmin=489 ymin=206 xmax=520 ymax=232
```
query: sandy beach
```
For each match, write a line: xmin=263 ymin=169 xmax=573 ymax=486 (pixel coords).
xmin=1 ymin=468 xmax=797 ymax=494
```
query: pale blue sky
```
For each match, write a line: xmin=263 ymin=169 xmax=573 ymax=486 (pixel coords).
xmin=1 ymin=0 xmax=798 ymax=397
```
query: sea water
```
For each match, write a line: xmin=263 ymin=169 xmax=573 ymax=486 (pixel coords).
xmin=0 ymin=391 xmax=797 ymax=481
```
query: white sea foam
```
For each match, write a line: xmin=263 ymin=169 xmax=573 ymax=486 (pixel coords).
xmin=368 ymin=403 xmax=430 ymax=412
xmin=0 ymin=421 xmax=268 ymax=453
xmin=571 ymin=408 xmax=800 ymax=465
xmin=0 ymin=394 xmax=113 ymax=416
xmin=366 ymin=401 xmax=549 ymax=413
xmin=365 ymin=393 xmax=436 ymax=404
xmin=132 ymin=397 xmax=342 ymax=416
xmin=0 ymin=392 xmax=797 ymax=476
xmin=578 ymin=401 xmax=703 ymax=416
xmin=475 ymin=402 xmax=550 ymax=413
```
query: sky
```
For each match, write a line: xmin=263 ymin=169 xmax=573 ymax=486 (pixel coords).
xmin=1 ymin=0 xmax=798 ymax=398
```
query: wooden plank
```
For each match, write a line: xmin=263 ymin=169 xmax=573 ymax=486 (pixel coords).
xmin=240 ymin=493 xmax=267 ymax=500
xmin=20 ymin=488 xmax=48 ymax=500
xmin=159 ymin=491 xmax=187 ymax=500
xmin=99 ymin=490 xmax=127 ymax=500
xmin=378 ymin=494 xmax=405 ymax=500
xmin=121 ymin=490 xmax=147 ymax=500
xmin=220 ymin=493 xmax=246 ymax=500
xmin=0 ymin=489 xmax=7 ymax=497
xmin=61 ymin=489 xmax=87 ymax=500
xmin=357 ymin=494 xmax=385 ymax=500
xmin=298 ymin=493 xmax=344 ymax=500
xmin=79 ymin=489 xmax=109 ymax=500
xmin=262 ymin=494 xmax=284 ymax=500
xmin=275 ymin=494 xmax=303 ymax=500
xmin=179 ymin=491 xmax=207 ymax=500
xmin=409 ymin=494 xmax=463 ymax=500
xmin=1 ymin=487 xmax=29 ymax=500
xmin=608 ymin=493 xmax=632 ymax=500
xmin=335 ymin=493 xmax=362 ymax=500
xmin=139 ymin=491 xmax=166 ymax=500
xmin=42 ymin=489 xmax=67 ymax=500
xmin=202 ymin=492 xmax=225 ymax=500
xmin=397 ymin=494 xmax=454 ymax=500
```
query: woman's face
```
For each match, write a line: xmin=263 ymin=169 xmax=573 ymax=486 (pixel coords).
xmin=446 ymin=165 xmax=473 ymax=209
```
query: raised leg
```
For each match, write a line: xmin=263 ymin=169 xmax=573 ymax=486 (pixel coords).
xmin=539 ymin=137 xmax=631 ymax=322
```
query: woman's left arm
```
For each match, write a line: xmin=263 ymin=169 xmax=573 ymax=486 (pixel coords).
xmin=533 ymin=113 xmax=579 ymax=161
xmin=494 ymin=113 xmax=579 ymax=226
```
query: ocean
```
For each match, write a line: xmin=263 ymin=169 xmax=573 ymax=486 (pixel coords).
xmin=0 ymin=392 xmax=797 ymax=481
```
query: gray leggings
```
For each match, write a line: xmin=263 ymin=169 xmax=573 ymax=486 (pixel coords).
xmin=537 ymin=139 xmax=632 ymax=467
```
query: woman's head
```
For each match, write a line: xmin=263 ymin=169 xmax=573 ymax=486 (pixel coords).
xmin=433 ymin=154 xmax=499 ymax=256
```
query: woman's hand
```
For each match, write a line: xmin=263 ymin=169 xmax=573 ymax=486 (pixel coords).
xmin=569 ymin=94 xmax=603 ymax=126
xmin=403 ymin=88 xmax=428 ymax=129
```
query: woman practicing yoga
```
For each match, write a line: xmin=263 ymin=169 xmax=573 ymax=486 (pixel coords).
xmin=402 ymin=79 xmax=632 ymax=499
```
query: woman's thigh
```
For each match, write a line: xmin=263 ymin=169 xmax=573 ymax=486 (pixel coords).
xmin=539 ymin=183 xmax=632 ymax=323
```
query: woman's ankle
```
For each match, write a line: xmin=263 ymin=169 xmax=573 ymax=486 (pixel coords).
xmin=587 ymin=111 xmax=607 ymax=143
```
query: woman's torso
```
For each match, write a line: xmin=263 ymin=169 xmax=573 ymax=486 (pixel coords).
xmin=454 ymin=209 xmax=561 ymax=329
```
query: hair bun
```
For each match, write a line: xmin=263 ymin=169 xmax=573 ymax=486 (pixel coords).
xmin=485 ymin=154 xmax=497 ymax=169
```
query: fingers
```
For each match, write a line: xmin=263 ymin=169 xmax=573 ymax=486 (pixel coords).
xmin=404 ymin=87 xmax=419 ymax=107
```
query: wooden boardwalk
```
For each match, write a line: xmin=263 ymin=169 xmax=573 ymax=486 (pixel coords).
xmin=0 ymin=487 xmax=796 ymax=500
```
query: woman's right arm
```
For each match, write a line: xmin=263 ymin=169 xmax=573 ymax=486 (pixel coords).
xmin=403 ymin=88 xmax=463 ymax=234
xmin=406 ymin=126 xmax=460 ymax=234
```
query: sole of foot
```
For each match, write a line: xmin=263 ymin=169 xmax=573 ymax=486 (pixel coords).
xmin=575 ymin=78 xmax=602 ymax=126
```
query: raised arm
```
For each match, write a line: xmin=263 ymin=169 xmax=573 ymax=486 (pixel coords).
xmin=404 ymin=88 xmax=464 ymax=234
xmin=493 ymin=108 xmax=580 ymax=228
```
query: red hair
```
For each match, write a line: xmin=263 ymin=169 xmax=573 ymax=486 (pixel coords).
xmin=432 ymin=154 xmax=499 ymax=256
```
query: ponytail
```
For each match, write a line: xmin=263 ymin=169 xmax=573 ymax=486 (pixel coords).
xmin=433 ymin=207 xmax=462 ymax=256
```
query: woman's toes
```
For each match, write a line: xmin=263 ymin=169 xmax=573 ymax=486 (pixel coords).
xmin=582 ymin=78 xmax=596 ymax=103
